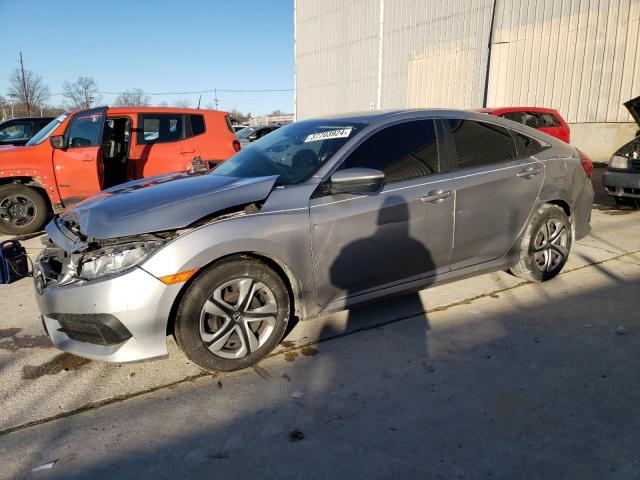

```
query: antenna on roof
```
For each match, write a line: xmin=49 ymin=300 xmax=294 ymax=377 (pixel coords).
xmin=197 ymin=95 xmax=201 ymax=109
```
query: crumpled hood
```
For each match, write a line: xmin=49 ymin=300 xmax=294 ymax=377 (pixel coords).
xmin=58 ymin=172 xmax=278 ymax=239
xmin=625 ymin=95 xmax=640 ymax=127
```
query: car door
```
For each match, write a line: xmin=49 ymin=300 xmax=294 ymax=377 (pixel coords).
xmin=129 ymin=113 xmax=201 ymax=178
xmin=52 ymin=107 xmax=107 ymax=205
xmin=444 ymin=118 xmax=544 ymax=270
xmin=310 ymin=119 xmax=454 ymax=306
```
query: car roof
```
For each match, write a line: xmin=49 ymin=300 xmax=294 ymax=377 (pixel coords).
xmin=0 ymin=116 xmax=55 ymax=122
xmin=310 ymin=108 xmax=517 ymax=125
xmin=476 ymin=106 xmax=561 ymax=115
xmin=67 ymin=106 xmax=229 ymax=116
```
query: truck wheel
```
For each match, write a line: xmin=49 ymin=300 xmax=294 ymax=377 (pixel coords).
xmin=0 ymin=184 xmax=49 ymax=235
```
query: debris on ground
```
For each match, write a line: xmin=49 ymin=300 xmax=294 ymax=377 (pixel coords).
xmin=252 ymin=365 xmax=272 ymax=380
xmin=291 ymin=390 xmax=304 ymax=399
xmin=32 ymin=460 xmax=58 ymax=471
xmin=288 ymin=430 xmax=305 ymax=442
xmin=217 ymin=381 xmax=223 ymax=389
xmin=206 ymin=451 xmax=229 ymax=459
xmin=281 ymin=372 xmax=291 ymax=381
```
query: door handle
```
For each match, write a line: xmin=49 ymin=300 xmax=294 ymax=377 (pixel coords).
xmin=421 ymin=189 xmax=453 ymax=204
xmin=80 ymin=156 xmax=95 ymax=162
xmin=516 ymin=166 xmax=541 ymax=178
xmin=177 ymin=148 xmax=195 ymax=154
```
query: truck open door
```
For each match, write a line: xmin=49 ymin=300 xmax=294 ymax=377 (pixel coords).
xmin=51 ymin=107 xmax=107 ymax=206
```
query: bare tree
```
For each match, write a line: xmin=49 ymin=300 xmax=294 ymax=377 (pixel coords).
xmin=112 ymin=88 xmax=150 ymax=107
xmin=62 ymin=76 xmax=100 ymax=109
xmin=0 ymin=95 xmax=7 ymax=120
xmin=7 ymin=52 xmax=50 ymax=116
xmin=172 ymin=99 xmax=191 ymax=108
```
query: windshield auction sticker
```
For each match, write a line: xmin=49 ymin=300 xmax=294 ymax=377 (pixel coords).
xmin=304 ymin=128 xmax=352 ymax=143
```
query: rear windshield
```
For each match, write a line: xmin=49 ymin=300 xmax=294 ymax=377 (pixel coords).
xmin=211 ymin=120 xmax=366 ymax=185
xmin=235 ymin=127 xmax=256 ymax=139
xmin=26 ymin=113 xmax=69 ymax=146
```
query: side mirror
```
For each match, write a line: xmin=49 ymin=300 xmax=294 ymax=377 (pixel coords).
xmin=330 ymin=168 xmax=384 ymax=195
xmin=50 ymin=135 xmax=67 ymax=149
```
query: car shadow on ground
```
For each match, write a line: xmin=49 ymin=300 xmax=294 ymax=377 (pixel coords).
xmin=11 ymin=268 xmax=640 ymax=480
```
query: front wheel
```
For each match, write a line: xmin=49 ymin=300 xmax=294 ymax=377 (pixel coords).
xmin=510 ymin=204 xmax=572 ymax=282
xmin=0 ymin=184 xmax=49 ymax=235
xmin=175 ymin=257 xmax=290 ymax=372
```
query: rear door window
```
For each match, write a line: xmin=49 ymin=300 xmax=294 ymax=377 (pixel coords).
xmin=138 ymin=113 xmax=185 ymax=144
xmin=189 ymin=114 xmax=205 ymax=136
xmin=446 ymin=119 xmax=518 ymax=169
xmin=342 ymin=120 xmax=440 ymax=183
xmin=537 ymin=112 xmax=562 ymax=127
xmin=510 ymin=130 xmax=548 ymax=157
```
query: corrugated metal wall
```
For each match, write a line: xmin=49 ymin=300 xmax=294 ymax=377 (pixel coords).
xmin=295 ymin=0 xmax=381 ymax=118
xmin=488 ymin=0 xmax=640 ymax=123
xmin=398 ymin=0 xmax=494 ymax=109
xmin=295 ymin=0 xmax=640 ymax=122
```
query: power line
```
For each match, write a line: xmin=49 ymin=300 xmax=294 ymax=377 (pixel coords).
xmin=48 ymin=87 xmax=293 ymax=96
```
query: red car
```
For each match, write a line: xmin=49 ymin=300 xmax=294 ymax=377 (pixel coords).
xmin=477 ymin=107 xmax=571 ymax=143
xmin=0 ymin=107 xmax=240 ymax=235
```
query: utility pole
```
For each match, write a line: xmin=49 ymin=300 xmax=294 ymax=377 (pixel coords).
xmin=18 ymin=52 xmax=31 ymax=116
xmin=213 ymin=88 xmax=219 ymax=110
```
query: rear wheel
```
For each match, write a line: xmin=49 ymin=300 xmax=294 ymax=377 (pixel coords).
xmin=510 ymin=204 xmax=572 ymax=282
xmin=175 ymin=257 xmax=290 ymax=372
xmin=0 ymin=184 xmax=49 ymax=235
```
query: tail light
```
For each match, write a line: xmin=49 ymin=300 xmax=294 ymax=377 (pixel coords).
xmin=577 ymin=149 xmax=593 ymax=178
xmin=233 ymin=140 xmax=241 ymax=152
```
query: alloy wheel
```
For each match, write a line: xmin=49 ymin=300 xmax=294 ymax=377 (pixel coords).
xmin=199 ymin=277 xmax=278 ymax=359
xmin=532 ymin=217 xmax=568 ymax=273
xmin=0 ymin=194 xmax=37 ymax=227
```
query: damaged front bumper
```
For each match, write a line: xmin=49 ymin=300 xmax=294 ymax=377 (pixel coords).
xmin=33 ymin=220 xmax=182 ymax=363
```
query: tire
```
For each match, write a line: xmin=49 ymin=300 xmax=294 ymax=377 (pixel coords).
xmin=510 ymin=204 xmax=572 ymax=282
xmin=175 ymin=257 xmax=290 ymax=372
xmin=0 ymin=184 xmax=49 ymax=236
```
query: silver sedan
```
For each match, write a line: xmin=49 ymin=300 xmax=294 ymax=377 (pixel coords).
xmin=34 ymin=109 xmax=594 ymax=372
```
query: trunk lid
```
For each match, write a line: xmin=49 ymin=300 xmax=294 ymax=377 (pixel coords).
xmin=624 ymin=95 xmax=640 ymax=127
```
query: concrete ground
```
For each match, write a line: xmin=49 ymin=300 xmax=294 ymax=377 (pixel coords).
xmin=1 ymin=169 xmax=640 ymax=479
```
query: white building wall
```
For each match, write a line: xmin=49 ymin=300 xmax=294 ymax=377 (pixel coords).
xmin=295 ymin=0 xmax=382 ymax=118
xmin=487 ymin=0 xmax=640 ymax=123
xmin=295 ymin=0 xmax=640 ymax=123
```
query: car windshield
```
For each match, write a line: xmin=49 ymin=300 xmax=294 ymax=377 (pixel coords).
xmin=235 ymin=127 xmax=256 ymax=139
xmin=211 ymin=120 xmax=366 ymax=185
xmin=26 ymin=113 xmax=69 ymax=146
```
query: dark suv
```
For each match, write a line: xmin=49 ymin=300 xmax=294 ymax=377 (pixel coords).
xmin=0 ymin=117 xmax=54 ymax=146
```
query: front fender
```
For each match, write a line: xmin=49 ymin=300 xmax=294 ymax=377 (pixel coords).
xmin=141 ymin=209 xmax=316 ymax=319
xmin=0 ymin=168 xmax=61 ymax=207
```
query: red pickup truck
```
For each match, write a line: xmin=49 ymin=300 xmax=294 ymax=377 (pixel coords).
xmin=0 ymin=106 xmax=240 ymax=235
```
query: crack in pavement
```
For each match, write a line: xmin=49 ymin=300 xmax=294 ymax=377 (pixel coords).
xmin=576 ymin=242 xmax=622 ymax=256
xmin=2 ymin=247 xmax=640 ymax=437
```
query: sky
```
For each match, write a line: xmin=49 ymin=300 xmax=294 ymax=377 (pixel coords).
xmin=0 ymin=0 xmax=294 ymax=115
